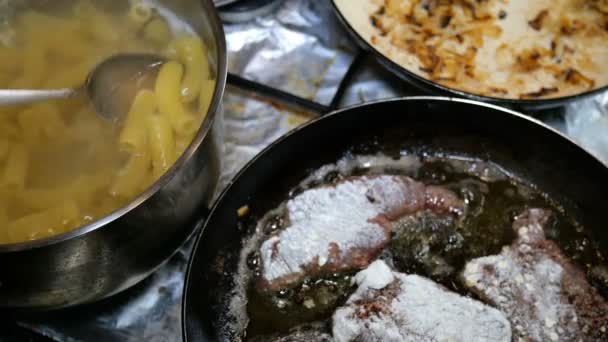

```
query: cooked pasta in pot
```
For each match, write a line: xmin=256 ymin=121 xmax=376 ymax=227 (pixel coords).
xmin=0 ymin=0 xmax=216 ymax=244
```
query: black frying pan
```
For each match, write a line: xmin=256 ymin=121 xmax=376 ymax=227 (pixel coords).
xmin=329 ymin=1 xmax=608 ymax=111
xmin=182 ymin=97 xmax=608 ymax=341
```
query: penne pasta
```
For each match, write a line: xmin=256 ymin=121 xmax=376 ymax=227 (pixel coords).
xmin=147 ymin=113 xmax=176 ymax=179
xmin=87 ymin=11 xmax=121 ymax=42
xmin=0 ymin=46 xmax=22 ymax=73
xmin=7 ymin=202 xmax=80 ymax=243
xmin=18 ymin=172 xmax=112 ymax=211
xmin=0 ymin=205 xmax=8 ymax=244
xmin=199 ymin=79 xmax=215 ymax=116
xmin=175 ymin=134 xmax=191 ymax=157
xmin=128 ymin=1 xmax=154 ymax=28
xmin=73 ymin=0 xmax=96 ymax=17
xmin=89 ymin=196 xmax=124 ymax=219
xmin=119 ymin=90 xmax=156 ymax=153
xmin=45 ymin=39 xmax=95 ymax=63
xmin=0 ymin=139 xmax=9 ymax=162
xmin=18 ymin=103 xmax=65 ymax=142
xmin=173 ymin=36 xmax=209 ymax=103
xmin=143 ymin=18 xmax=172 ymax=45
xmin=11 ymin=43 xmax=47 ymax=89
xmin=110 ymin=143 xmax=152 ymax=199
xmin=39 ymin=24 xmax=90 ymax=62
xmin=43 ymin=57 xmax=98 ymax=88
xmin=155 ymin=61 xmax=197 ymax=135
xmin=0 ymin=119 xmax=20 ymax=141
xmin=2 ymin=144 xmax=28 ymax=191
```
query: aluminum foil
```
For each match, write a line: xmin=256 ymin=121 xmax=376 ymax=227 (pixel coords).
xmin=16 ymin=0 xmax=608 ymax=340
xmin=564 ymin=92 xmax=608 ymax=164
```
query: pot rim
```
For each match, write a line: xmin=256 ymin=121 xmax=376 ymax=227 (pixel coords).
xmin=0 ymin=0 xmax=228 ymax=253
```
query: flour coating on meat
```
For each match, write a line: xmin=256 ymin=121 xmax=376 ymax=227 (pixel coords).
xmin=463 ymin=208 xmax=608 ymax=341
xmin=257 ymin=176 xmax=463 ymax=292
xmin=332 ymin=260 xmax=511 ymax=342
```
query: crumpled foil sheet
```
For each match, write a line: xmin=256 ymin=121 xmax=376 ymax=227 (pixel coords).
xmin=17 ymin=0 xmax=608 ymax=340
xmin=564 ymin=92 xmax=608 ymax=164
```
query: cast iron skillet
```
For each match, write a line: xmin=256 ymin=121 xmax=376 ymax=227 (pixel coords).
xmin=182 ymin=97 xmax=608 ymax=341
xmin=330 ymin=1 xmax=608 ymax=111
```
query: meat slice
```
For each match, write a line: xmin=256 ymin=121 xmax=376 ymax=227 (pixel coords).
xmin=463 ymin=208 xmax=608 ymax=341
xmin=332 ymin=260 xmax=511 ymax=342
xmin=257 ymin=176 xmax=464 ymax=292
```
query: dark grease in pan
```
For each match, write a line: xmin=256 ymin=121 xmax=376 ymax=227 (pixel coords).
xmin=230 ymin=154 xmax=607 ymax=341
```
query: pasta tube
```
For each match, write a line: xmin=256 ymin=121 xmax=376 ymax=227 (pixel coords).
xmin=110 ymin=143 xmax=152 ymax=198
xmin=7 ymin=201 xmax=79 ymax=243
xmin=18 ymin=103 xmax=65 ymax=142
xmin=143 ymin=18 xmax=172 ymax=45
xmin=0 ymin=119 xmax=20 ymax=140
xmin=0 ymin=206 xmax=8 ymax=244
xmin=199 ymin=79 xmax=215 ymax=115
xmin=175 ymin=135 xmax=191 ymax=156
xmin=172 ymin=36 xmax=209 ymax=103
xmin=73 ymin=0 xmax=96 ymax=16
xmin=155 ymin=61 xmax=197 ymax=135
xmin=128 ymin=1 xmax=153 ymax=28
xmin=11 ymin=43 xmax=47 ymax=88
xmin=0 ymin=139 xmax=8 ymax=161
xmin=0 ymin=46 xmax=21 ymax=73
xmin=119 ymin=90 xmax=156 ymax=153
xmin=147 ymin=113 xmax=176 ymax=179
xmin=18 ymin=172 xmax=112 ymax=211
xmin=44 ymin=57 xmax=98 ymax=88
xmin=87 ymin=11 xmax=120 ymax=42
xmin=2 ymin=144 xmax=28 ymax=190
xmin=164 ymin=40 xmax=179 ymax=60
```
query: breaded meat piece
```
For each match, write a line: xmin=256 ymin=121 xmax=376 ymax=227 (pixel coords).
xmin=332 ymin=260 xmax=511 ymax=342
xmin=463 ymin=208 xmax=608 ymax=341
xmin=257 ymin=176 xmax=463 ymax=292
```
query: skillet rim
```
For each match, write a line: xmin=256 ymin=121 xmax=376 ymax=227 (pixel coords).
xmin=181 ymin=96 xmax=608 ymax=342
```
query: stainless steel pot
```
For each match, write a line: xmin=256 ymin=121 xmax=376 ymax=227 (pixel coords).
xmin=0 ymin=0 xmax=227 ymax=309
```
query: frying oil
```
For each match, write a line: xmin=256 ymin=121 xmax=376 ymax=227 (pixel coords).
xmin=230 ymin=154 xmax=607 ymax=341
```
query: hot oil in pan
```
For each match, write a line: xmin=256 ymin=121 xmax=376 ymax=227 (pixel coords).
xmin=232 ymin=155 xmax=607 ymax=341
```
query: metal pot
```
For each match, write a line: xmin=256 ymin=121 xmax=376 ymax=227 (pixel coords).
xmin=0 ymin=0 xmax=227 ymax=309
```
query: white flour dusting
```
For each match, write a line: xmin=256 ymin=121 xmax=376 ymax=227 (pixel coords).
xmin=333 ymin=260 xmax=512 ymax=342
xmin=259 ymin=176 xmax=420 ymax=288
xmin=462 ymin=209 xmax=601 ymax=341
